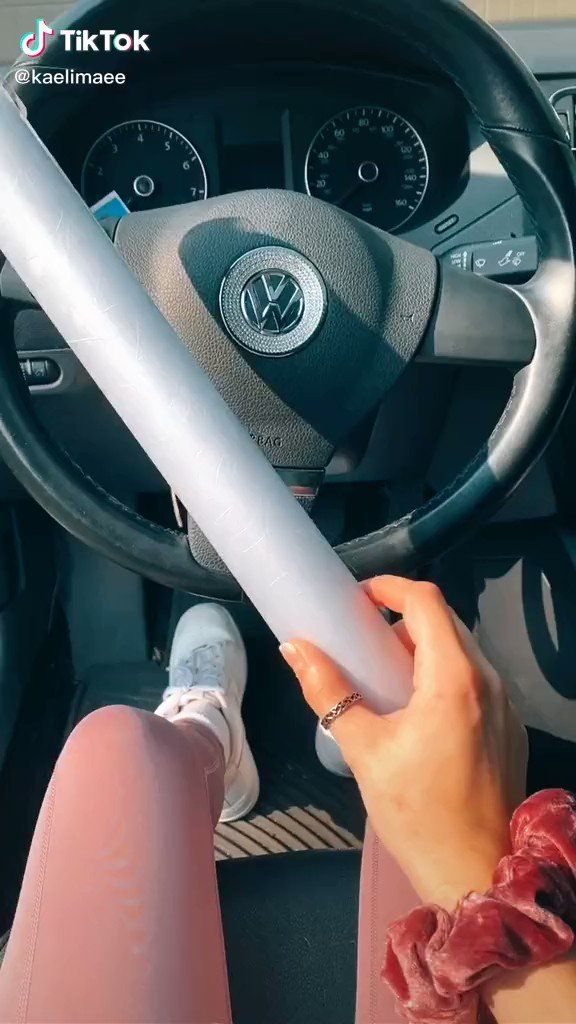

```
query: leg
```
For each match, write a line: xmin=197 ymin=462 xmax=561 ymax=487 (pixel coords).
xmin=0 ymin=705 xmax=232 ymax=1024
xmin=356 ymin=822 xmax=420 ymax=1024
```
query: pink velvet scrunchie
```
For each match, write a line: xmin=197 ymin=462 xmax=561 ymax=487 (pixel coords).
xmin=381 ymin=789 xmax=576 ymax=1023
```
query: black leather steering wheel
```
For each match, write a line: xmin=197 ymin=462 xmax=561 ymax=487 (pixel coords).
xmin=1 ymin=0 xmax=575 ymax=600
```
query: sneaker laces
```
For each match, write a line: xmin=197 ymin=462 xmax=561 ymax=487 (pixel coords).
xmin=158 ymin=642 xmax=229 ymax=717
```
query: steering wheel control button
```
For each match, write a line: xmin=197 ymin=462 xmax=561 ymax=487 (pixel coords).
xmin=219 ymin=246 xmax=327 ymax=356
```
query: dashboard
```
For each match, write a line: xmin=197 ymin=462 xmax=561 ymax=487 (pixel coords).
xmin=48 ymin=66 xmax=469 ymax=240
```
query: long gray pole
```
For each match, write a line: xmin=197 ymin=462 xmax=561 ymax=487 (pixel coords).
xmin=0 ymin=87 xmax=413 ymax=770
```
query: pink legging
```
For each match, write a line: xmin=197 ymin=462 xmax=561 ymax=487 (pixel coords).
xmin=0 ymin=705 xmax=418 ymax=1023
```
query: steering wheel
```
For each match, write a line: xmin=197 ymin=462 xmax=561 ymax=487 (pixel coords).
xmin=1 ymin=0 xmax=575 ymax=600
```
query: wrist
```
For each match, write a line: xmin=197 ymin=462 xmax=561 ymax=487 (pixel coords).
xmin=381 ymin=791 xmax=576 ymax=1024
xmin=410 ymin=835 xmax=509 ymax=909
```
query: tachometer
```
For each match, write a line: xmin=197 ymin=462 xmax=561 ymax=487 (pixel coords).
xmin=305 ymin=106 xmax=429 ymax=232
xmin=81 ymin=119 xmax=208 ymax=212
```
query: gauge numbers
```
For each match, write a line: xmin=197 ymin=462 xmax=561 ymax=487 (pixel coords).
xmin=305 ymin=106 xmax=429 ymax=232
xmin=81 ymin=119 xmax=208 ymax=212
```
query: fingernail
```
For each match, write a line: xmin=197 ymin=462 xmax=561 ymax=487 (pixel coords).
xmin=279 ymin=642 xmax=305 ymax=675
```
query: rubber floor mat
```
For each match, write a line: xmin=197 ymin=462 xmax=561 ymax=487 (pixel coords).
xmin=69 ymin=635 xmax=365 ymax=859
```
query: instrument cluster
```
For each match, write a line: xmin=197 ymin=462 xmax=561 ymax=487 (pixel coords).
xmin=67 ymin=69 xmax=467 ymax=237
xmin=80 ymin=102 xmax=431 ymax=234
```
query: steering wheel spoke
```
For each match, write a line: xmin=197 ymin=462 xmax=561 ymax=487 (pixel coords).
xmin=417 ymin=265 xmax=536 ymax=368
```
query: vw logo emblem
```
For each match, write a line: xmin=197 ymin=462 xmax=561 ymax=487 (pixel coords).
xmin=219 ymin=246 xmax=326 ymax=357
xmin=241 ymin=272 xmax=305 ymax=336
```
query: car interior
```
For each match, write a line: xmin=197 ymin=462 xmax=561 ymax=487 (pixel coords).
xmin=1 ymin=2 xmax=576 ymax=1022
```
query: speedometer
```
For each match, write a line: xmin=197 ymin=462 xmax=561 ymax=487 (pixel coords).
xmin=305 ymin=106 xmax=429 ymax=232
xmin=81 ymin=119 xmax=208 ymax=212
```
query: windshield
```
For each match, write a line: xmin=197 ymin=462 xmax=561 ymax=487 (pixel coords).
xmin=0 ymin=1 xmax=574 ymax=67
xmin=467 ymin=0 xmax=576 ymax=20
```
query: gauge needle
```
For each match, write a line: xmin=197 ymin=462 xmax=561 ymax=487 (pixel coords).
xmin=336 ymin=181 xmax=364 ymax=208
xmin=336 ymin=160 xmax=381 ymax=207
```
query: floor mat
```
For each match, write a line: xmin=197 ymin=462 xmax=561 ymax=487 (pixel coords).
xmin=69 ymin=635 xmax=365 ymax=859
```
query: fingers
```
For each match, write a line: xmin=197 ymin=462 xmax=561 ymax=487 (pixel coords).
xmin=392 ymin=618 xmax=415 ymax=656
xmin=363 ymin=576 xmax=476 ymax=695
xmin=279 ymin=640 xmax=381 ymax=761
xmin=450 ymin=610 xmax=504 ymax=701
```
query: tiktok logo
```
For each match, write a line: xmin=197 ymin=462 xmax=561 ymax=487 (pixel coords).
xmin=20 ymin=18 xmax=55 ymax=58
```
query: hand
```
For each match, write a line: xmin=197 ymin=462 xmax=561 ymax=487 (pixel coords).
xmin=280 ymin=575 xmax=528 ymax=909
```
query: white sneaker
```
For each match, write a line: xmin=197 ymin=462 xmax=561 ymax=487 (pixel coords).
xmin=155 ymin=603 xmax=259 ymax=823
